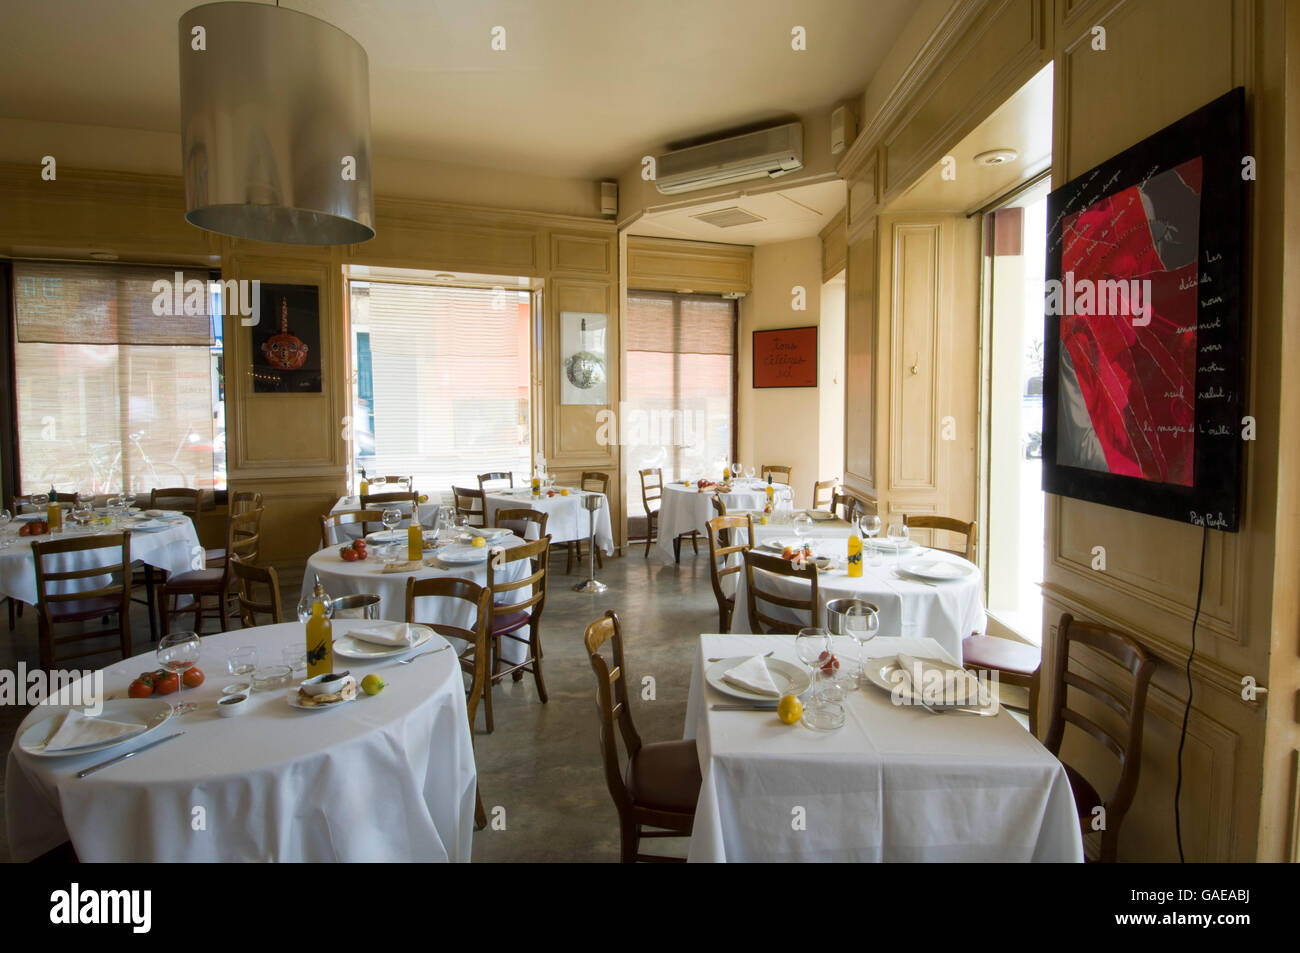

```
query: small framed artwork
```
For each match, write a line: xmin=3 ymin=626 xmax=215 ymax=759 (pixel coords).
xmin=753 ymin=326 xmax=817 ymax=388
xmin=251 ymin=283 xmax=322 ymax=394
xmin=560 ymin=311 xmax=608 ymax=405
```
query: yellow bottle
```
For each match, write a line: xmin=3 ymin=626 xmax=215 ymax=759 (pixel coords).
xmin=407 ymin=524 xmax=422 ymax=561
xmin=847 ymin=534 xmax=863 ymax=577
xmin=531 ymin=476 xmax=541 ymax=496
xmin=305 ymin=586 xmax=333 ymax=678
xmin=359 ymin=479 xmax=368 ymax=498
xmin=46 ymin=502 xmax=62 ymax=532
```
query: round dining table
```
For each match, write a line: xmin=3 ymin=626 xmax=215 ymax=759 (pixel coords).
xmin=327 ymin=494 xmax=441 ymax=543
xmin=483 ymin=487 xmax=614 ymax=552
xmin=654 ymin=479 xmax=792 ymax=563
xmin=728 ymin=534 xmax=986 ymax=662
xmin=5 ymin=620 xmax=477 ymax=862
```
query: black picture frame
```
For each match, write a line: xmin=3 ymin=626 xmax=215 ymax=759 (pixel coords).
xmin=250 ymin=283 xmax=322 ymax=394
xmin=1042 ymin=86 xmax=1246 ymax=532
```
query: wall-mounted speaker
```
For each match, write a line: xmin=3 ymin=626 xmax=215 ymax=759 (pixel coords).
xmin=830 ymin=105 xmax=857 ymax=156
xmin=600 ymin=181 xmax=618 ymax=217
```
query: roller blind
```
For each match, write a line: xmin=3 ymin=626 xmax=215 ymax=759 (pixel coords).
xmin=624 ymin=292 xmax=735 ymax=514
xmin=350 ymin=281 xmax=530 ymax=494
xmin=12 ymin=262 xmax=224 ymax=497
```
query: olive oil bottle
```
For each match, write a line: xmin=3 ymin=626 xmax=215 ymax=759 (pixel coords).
xmin=305 ymin=583 xmax=333 ymax=678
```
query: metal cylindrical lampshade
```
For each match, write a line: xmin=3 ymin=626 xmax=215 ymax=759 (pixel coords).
xmin=178 ymin=2 xmax=374 ymax=245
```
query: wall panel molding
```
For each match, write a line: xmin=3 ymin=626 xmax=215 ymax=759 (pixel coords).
xmin=625 ymin=236 xmax=752 ymax=294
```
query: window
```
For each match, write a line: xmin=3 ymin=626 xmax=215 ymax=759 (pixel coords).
xmin=348 ymin=280 xmax=531 ymax=492
xmin=624 ymin=292 xmax=736 ymax=514
xmin=10 ymin=261 xmax=226 ymax=497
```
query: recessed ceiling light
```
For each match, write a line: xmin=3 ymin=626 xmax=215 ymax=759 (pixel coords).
xmin=974 ymin=149 xmax=1018 ymax=166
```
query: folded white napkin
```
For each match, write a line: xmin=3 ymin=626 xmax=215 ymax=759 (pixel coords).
xmin=722 ymin=656 xmax=781 ymax=696
xmin=348 ymin=621 xmax=416 ymax=647
xmin=44 ymin=710 xmax=141 ymax=751
xmin=895 ymin=652 xmax=978 ymax=705
xmin=466 ymin=526 xmax=510 ymax=540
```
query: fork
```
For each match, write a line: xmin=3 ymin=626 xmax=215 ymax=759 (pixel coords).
xmin=395 ymin=645 xmax=451 ymax=665
xmin=707 ymin=650 xmax=774 ymax=663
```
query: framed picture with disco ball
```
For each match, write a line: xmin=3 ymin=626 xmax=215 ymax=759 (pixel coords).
xmin=250 ymin=283 xmax=322 ymax=394
xmin=560 ymin=311 xmax=608 ymax=405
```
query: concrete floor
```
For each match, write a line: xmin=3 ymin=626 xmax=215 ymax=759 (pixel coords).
xmin=0 ymin=544 xmax=718 ymax=862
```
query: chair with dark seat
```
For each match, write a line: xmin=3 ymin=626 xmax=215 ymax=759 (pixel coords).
xmin=161 ymin=506 xmax=262 ymax=635
xmin=831 ymin=491 xmax=858 ymax=523
xmin=585 ymin=609 xmax=700 ymax=862
xmin=493 ymin=507 xmax=548 ymax=541
xmin=761 ymin=464 xmax=792 ymax=485
xmin=1041 ymin=612 xmax=1155 ymax=862
xmin=637 ymin=467 xmax=663 ymax=558
xmin=149 ymin=487 xmax=203 ymax=523
xmin=405 ymin=575 xmax=493 ymax=830
xmin=812 ymin=479 xmax=837 ymax=510
xmin=320 ymin=509 xmax=388 ymax=548
xmin=230 ymin=558 xmax=282 ymax=627
xmin=962 ymin=633 xmax=1042 ymax=725
xmin=902 ymin=513 xmax=977 ymax=561
xmin=742 ymin=549 xmax=820 ymax=634
xmin=452 ymin=486 xmax=486 ymax=528
xmin=706 ymin=514 xmax=753 ymax=632
xmin=483 ymin=535 xmax=550 ymax=733
xmin=566 ymin=470 xmax=610 ymax=574
xmin=139 ymin=486 xmax=206 ymax=634
xmin=32 ymin=532 xmax=133 ymax=671
xmin=477 ymin=471 xmax=514 ymax=497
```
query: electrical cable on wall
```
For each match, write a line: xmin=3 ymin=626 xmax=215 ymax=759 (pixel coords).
xmin=1174 ymin=523 xmax=1209 ymax=862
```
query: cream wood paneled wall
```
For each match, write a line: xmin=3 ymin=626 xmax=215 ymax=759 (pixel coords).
xmin=837 ymin=0 xmax=1296 ymax=860
xmin=0 ymin=166 xmax=618 ymax=574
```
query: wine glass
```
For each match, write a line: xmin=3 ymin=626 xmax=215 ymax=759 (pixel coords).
xmin=887 ymin=521 xmax=910 ymax=563
xmin=730 ymin=461 xmax=742 ymax=481
xmin=157 ymin=631 xmax=201 ymax=714
xmin=30 ymin=492 xmax=48 ymax=516
xmin=794 ymin=627 xmax=831 ymax=702
xmin=744 ymin=465 xmax=755 ymax=482
xmin=843 ymin=603 xmax=880 ymax=689
xmin=792 ymin=512 xmax=813 ymax=545
xmin=381 ymin=507 xmax=402 ymax=536
xmin=0 ymin=509 xmax=11 ymax=548
xmin=371 ymin=475 xmax=387 ymax=490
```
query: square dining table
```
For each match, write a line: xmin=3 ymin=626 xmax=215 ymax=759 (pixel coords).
xmin=685 ymin=632 xmax=1083 ymax=862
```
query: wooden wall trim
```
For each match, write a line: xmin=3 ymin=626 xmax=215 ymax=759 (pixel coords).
xmin=625 ymin=235 xmax=752 ymax=294
xmin=819 ymin=208 xmax=847 ymax=281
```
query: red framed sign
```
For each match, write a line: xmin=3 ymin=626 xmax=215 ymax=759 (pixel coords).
xmin=752 ymin=326 xmax=817 ymax=388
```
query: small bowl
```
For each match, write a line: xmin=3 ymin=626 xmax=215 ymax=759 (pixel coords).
xmin=813 ymin=556 xmax=834 ymax=571
xmin=251 ymin=665 xmax=293 ymax=691
xmin=299 ymin=671 xmax=353 ymax=697
xmin=217 ymin=693 xmax=250 ymax=717
xmin=222 ymin=680 xmax=253 ymax=696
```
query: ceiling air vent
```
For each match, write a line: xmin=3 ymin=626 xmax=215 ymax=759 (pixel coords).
xmin=691 ymin=207 xmax=767 ymax=228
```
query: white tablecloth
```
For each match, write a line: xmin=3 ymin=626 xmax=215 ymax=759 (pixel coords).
xmin=327 ymin=495 xmax=441 ymax=544
xmin=484 ymin=489 xmax=614 ymax=552
xmin=655 ymin=480 xmax=792 ymax=563
xmin=5 ymin=620 xmax=477 ymax=862
xmin=0 ymin=518 xmax=201 ymax=605
xmin=304 ymin=535 xmax=535 ymax=662
xmin=729 ymin=537 xmax=986 ymax=662
xmin=685 ymin=633 xmax=1082 ymax=862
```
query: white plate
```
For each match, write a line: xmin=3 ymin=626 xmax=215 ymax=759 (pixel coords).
xmin=758 ymin=538 xmax=798 ymax=552
xmin=286 ymin=691 xmax=356 ymax=712
xmin=435 ymin=544 xmax=491 ymax=564
xmin=126 ymin=518 xmax=169 ymax=531
xmin=868 ymin=538 xmax=918 ymax=552
xmin=18 ymin=698 xmax=173 ymax=757
xmin=365 ymin=529 xmax=434 ymax=544
xmin=705 ymin=655 xmax=811 ymax=702
xmin=860 ymin=659 xmax=990 ymax=710
xmin=464 ymin=527 xmax=511 ymax=541
xmin=333 ymin=624 xmax=434 ymax=659
xmin=898 ymin=559 xmax=974 ymax=582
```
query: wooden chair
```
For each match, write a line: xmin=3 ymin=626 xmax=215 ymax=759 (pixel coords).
xmin=707 ymin=514 xmax=753 ymax=632
xmin=374 ymin=475 xmax=413 ymax=490
xmin=1041 ymin=613 xmax=1155 ymax=862
xmin=585 ymin=610 xmax=700 ymax=862
xmin=405 ymin=575 xmax=493 ymax=830
xmin=742 ymin=549 xmax=820 ymax=634
xmin=149 ymin=487 xmax=203 ymax=522
xmin=452 ymin=486 xmax=486 ymax=528
xmin=31 ymin=532 xmax=133 ymax=671
xmin=831 ymin=491 xmax=858 ymax=522
xmin=483 ymin=535 xmax=551 ymax=733
xmin=161 ymin=506 xmax=262 ymax=635
xmin=230 ymin=558 xmax=282 ymax=626
xmin=493 ymin=507 xmax=549 ymax=540
xmin=812 ymin=479 xmax=838 ymax=510
xmin=637 ymin=468 xmax=663 ymax=558
xmin=320 ymin=509 xmax=388 ymax=548
xmin=710 ymin=493 xmax=728 ymax=518
xmin=206 ymin=490 xmax=264 ymax=565
xmin=902 ymin=513 xmax=977 ymax=561
xmin=360 ymin=489 xmax=418 ymax=513
xmin=566 ymin=471 xmax=610 ymax=574
xmin=761 ymin=464 xmax=792 ymax=485
xmin=477 ymin=471 xmax=514 ymax=496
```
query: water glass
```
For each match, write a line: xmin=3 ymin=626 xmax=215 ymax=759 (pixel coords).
xmin=381 ymin=507 xmax=402 ymax=534
xmin=0 ymin=509 xmax=11 ymax=547
xmin=226 ymin=645 xmax=258 ymax=677
xmin=887 ymin=521 xmax=909 ymax=563
xmin=844 ymin=604 xmax=880 ymax=687
xmin=281 ymin=644 xmax=306 ymax=676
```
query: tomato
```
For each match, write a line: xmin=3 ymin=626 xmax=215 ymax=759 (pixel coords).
xmin=182 ymin=667 xmax=205 ymax=688
xmin=136 ymin=672 xmax=155 ymax=687
xmin=152 ymin=672 xmax=179 ymax=695
xmin=339 ymin=546 xmax=359 ymax=562
xmin=128 ymin=679 xmax=154 ymax=699
xmin=818 ymin=651 xmax=839 ymax=674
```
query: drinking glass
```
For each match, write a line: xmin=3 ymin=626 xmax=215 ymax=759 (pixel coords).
xmin=887 ymin=521 xmax=909 ymax=563
xmin=226 ymin=645 xmax=258 ymax=676
xmin=30 ymin=493 xmax=48 ymax=518
xmin=157 ymin=631 xmax=201 ymax=714
xmin=795 ymin=627 xmax=844 ymax=730
xmin=844 ymin=604 xmax=880 ymax=688
xmin=859 ymin=514 xmax=883 ymax=566
xmin=0 ymin=509 xmax=11 ymax=548
xmin=371 ymin=475 xmax=387 ymax=490
xmin=282 ymin=644 xmax=306 ymax=676
xmin=794 ymin=627 xmax=831 ymax=703
xmin=730 ymin=462 xmax=742 ymax=480
xmin=381 ymin=507 xmax=402 ymax=535
xmin=792 ymin=513 xmax=813 ymax=546
xmin=744 ymin=466 xmax=755 ymax=481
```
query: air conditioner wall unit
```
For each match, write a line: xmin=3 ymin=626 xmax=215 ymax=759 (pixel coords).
xmin=654 ymin=122 xmax=803 ymax=195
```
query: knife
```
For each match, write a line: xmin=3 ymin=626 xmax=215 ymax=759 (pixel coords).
xmin=711 ymin=703 xmax=779 ymax=711
xmin=76 ymin=731 xmax=185 ymax=779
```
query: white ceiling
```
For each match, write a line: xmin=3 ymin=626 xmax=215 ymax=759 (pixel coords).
xmin=628 ymin=179 xmax=846 ymax=245
xmin=0 ymin=0 xmax=918 ymax=181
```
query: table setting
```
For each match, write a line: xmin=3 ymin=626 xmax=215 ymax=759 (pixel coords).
xmin=654 ymin=476 xmax=793 ymax=563
xmin=5 ymin=618 xmax=477 ymax=862
xmin=684 ymin=630 xmax=1083 ymax=862
xmin=326 ymin=493 xmax=441 ymax=544
xmin=483 ymin=486 xmax=614 ymax=553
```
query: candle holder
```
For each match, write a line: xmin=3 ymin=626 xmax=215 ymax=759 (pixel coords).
xmin=572 ymin=492 xmax=608 ymax=593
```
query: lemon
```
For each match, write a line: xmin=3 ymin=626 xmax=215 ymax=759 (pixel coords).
xmin=471 ymin=536 xmax=486 ymax=548
xmin=559 ymin=488 xmax=570 ymax=496
xmin=777 ymin=694 xmax=803 ymax=725
xmin=361 ymin=674 xmax=386 ymax=696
